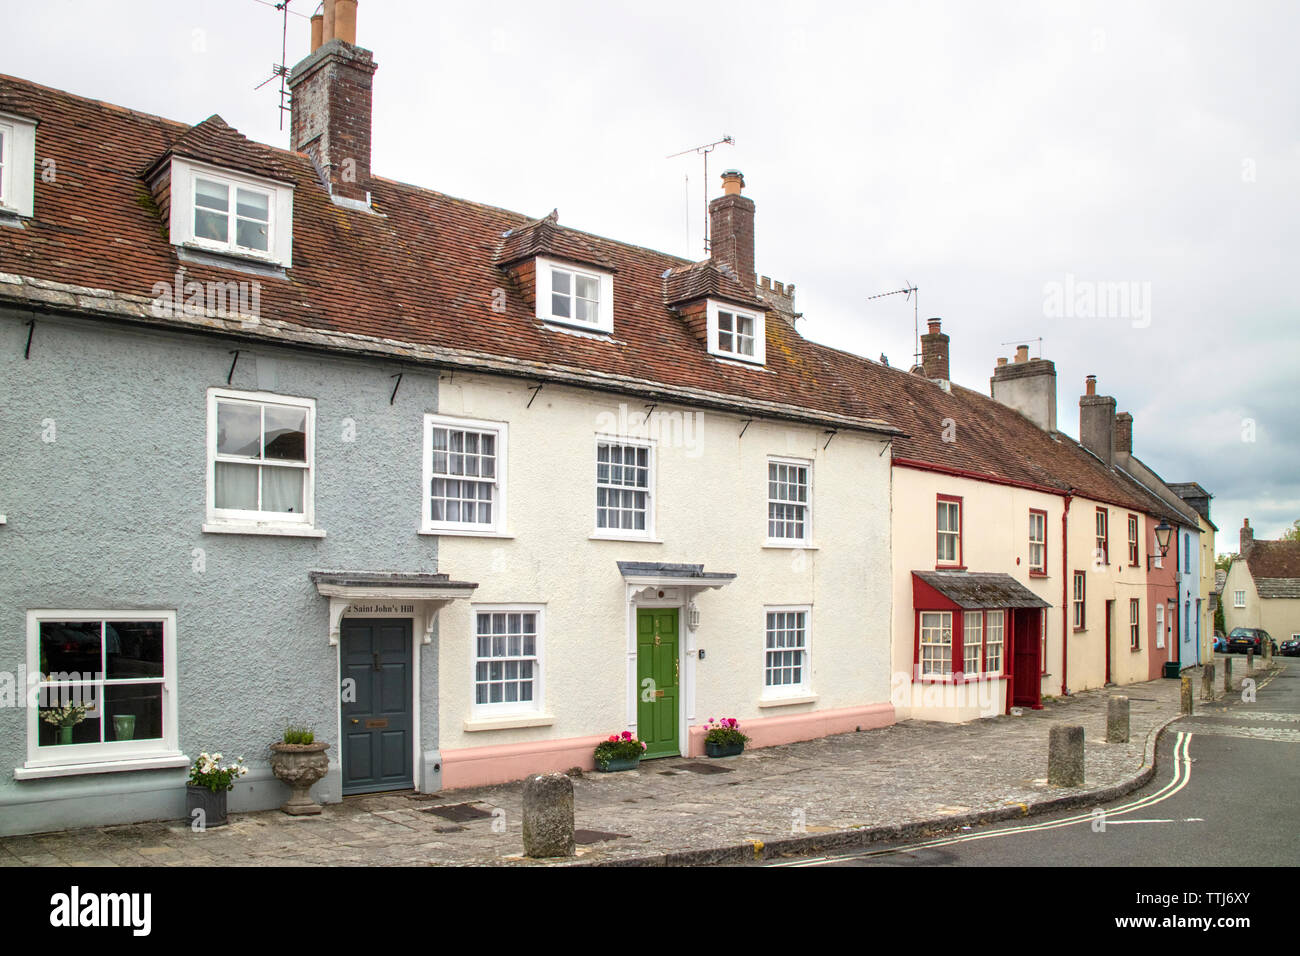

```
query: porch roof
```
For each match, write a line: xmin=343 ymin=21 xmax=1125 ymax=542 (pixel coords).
xmin=912 ymin=571 xmax=1050 ymax=610
xmin=309 ymin=570 xmax=478 ymax=597
xmin=617 ymin=562 xmax=737 ymax=589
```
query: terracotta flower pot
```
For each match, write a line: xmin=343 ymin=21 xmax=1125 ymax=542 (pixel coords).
xmin=269 ymin=742 xmax=330 ymax=815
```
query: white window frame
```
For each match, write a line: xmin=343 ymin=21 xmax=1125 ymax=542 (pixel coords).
xmin=962 ymin=611 xmax=984 ymax=675
xmin=205 ymin=387 xmax=318 ymax=536
xmin=985 ymin=610 xmax=1005 ymax=675
xmin=534 ymin=256 xmax=614 ymax=334
xmin=706 ymin=299 xmax=766 ymax=365
xmin=592 ymin=434 xmax=656 ymax=540
xmin=1155 ymin=602 xmax=1165 ymax=649
xmin=919 ymin=611 xmax=953 ymax=677
xmin=22 ymin=610 xmax=181 ymax=773
xmin=168 ymin=157 xmax=294 ymax=266
xmin=470 ymin=604 xmax=544 ymax=717
xmin=1028 ymin=510 xmax=1046 ymax=574
xmin=1233 ymin=590 xmax=1246 ymax=609
xmin=1072 ymin=571 xmax=1086 ymax=629
xmin=0 ymin=112 xmax=37 ymax=218
xmin=1130 ymin=598 xmax=1141 ymax=650
xmin=422 ymin=413 xmax=509 ymax=537
xmin=766 ymin=456 xmax=812 ymax=547
xmin=763 ymin=606 xmax=812 ymax=698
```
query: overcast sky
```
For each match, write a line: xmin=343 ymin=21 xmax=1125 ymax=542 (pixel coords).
xmin=8 ymin=0 xmax=1298 ymax=549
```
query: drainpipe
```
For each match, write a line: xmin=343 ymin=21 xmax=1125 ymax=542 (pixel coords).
xmin=1061 ymin=492 xmax=1073 ymax=697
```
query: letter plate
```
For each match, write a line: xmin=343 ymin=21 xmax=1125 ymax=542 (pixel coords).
xmin=365 ymin=718 xmax=389 ymax=729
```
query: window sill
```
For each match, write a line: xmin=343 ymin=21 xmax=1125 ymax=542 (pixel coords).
xmin=178 ymin=242 xmax=286 ymax=275
xmin=463 ymin=714 xmax=555 ymax=733
xmin=203 ymin=522 xmax=325 ymax=538
xmin=590 ymin=532 xmax=662 ymax=544
xmin=915 ymin=674 xmax=1007 ymax=685
xmin=539 ymin=320 xmax=614 ymax=339
xmin=1029 ymin=571 xmax=1048 ymax=578
xmin=1073 ymin=627 xmax=1087 ymax=634
xmin=758 ymin=693 xmax=818 ymax=708
xmin=418 ymin=528 xmax=514 ymax=539
xmin=763 ymin=541 xmax=818 ymax=551
xmin=14 ymin=752 xmax=189 ymax=781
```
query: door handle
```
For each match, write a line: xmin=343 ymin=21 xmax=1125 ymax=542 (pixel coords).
xmin=373 ymin=652 xmax=381 ymax=672
xmin=351 ymin=718 xmax=359 ymax=724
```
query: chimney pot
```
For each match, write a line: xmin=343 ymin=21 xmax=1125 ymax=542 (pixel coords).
xmin=334 ymin=0 xmax=358 ymax=46
xmin=1115 ymin=411 xmax=1133 ymax=454
xmin=1078 ymin=377 xmax=1116 ymax=466
xmin=1015 ymin=344 xmax=1029 ymax=363
xmin=1240 ymin=518 xmax=1254 ymax=555
xmin=310 ymin=13 xmax=324 ymax=51
xmin=997 ymin=356 xmax=1008 ymax=366
xmin=720 ymin=169 xmax=745 ymax=196
xmin=322 ymin=0 xmax=336 ymax=43
xmin=1085 ymin=374 xmax=1097 ymax=396
xmin=927 ymin=318 xmax=942 ymax=334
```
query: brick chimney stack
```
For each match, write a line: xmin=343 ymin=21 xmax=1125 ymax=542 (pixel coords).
xmin=1240 ymin=518 xmax=1254 ymax=556
xmin=920 ymin=318 xmax=950 ymax=381
xmin=1115 ymin=412 xmax=1133 ymax=454
xmin=1079 ymin=375 xmax=1117 ymax=467
xmin=289 ymin=0 xmax=376 ymax=205
xmin=709 ymin=170 xmax=756 ymax=290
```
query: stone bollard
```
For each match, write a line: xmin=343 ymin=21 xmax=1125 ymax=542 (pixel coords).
xmin=1048 ymin=724 xmax=1085 ymax=787
xmin=1265 ymin=639 xmax=1273 ymax=665
xmin=1180 ymin=675 xmax=1193 ymax=715
xmin=1201 ymin=660 xmax=1216 ymax=700
xmin=522 ymin=772 xmax=575 ymax=858
xmin=1223 ymin=656 xmax=1233 ymax=694
xmin=1107 ymin=696 xmax=1130 ymax=743
xmin=1247 ymin=649 xmax=1254 ymax=672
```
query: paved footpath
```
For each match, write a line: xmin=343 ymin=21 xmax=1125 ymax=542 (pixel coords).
xmin=0 ymin=660 xmax=1278 ymax=867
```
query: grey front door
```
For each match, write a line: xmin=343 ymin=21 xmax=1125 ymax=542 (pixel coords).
xmin=341 ymin=618 xmax=414 ymax=794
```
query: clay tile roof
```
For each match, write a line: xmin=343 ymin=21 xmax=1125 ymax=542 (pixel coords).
xmin=495 ymin=209 xmax=615 ymax=272
xmin=149 ymin=114 xmax=294 ymax=184
xmin=1246 ymin=540 xmax=1300 ymax=597
xmin=662 ymin=261 xmax=765 ymax=308
xmin=0 ymin=73 xmax=899 ymax=438
xmin=914 ymin=571 xmax=1051 ymax=609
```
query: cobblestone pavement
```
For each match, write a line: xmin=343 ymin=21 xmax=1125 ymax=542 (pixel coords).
xmin=1 ymin=662 xmax=1277 ymax=867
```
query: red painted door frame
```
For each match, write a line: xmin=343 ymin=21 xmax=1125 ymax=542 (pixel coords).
xmin=1104 ymin=599 xmax=1113 ymax=684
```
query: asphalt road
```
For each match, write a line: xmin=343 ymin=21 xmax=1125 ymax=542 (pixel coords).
xmin=754 ymin=661 xmax=1297 ymax=868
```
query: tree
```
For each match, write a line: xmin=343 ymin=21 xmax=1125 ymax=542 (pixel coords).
xmin=1281 ymin=519 xmax=1300 ymax=542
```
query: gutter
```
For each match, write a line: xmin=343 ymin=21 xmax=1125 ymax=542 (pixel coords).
xmin=0 ymin=274 xmax=903 ymax=440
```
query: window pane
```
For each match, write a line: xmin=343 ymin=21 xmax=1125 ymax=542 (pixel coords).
xmin=105 ymin=683 xmax=163 ymax=741
xmin=263 ymin=405 xmax=307 ymax=461
xmin=217 ymin=402 xmax=262 ymax=458
xmin=215 ymin=462 xmax=259 ymax=510
xmin=551 ymin=270 xmax=571 ymax=294
xmin=195 ymin=179 xmax=229 ymax=211
xmin=575 ymin=274 xmax=598 ymax=300
xmin=235 ymin=217 xmax=270 ymax=252
xmin=236 ymin=188 xmax=269 ymax=221
xmin=261 ymin=466 xmax=303 ymax=514
xmin=105 ymin=621 xmax=164 ymax=680
xmin=195 ymin=208 xmax=228 ymax=242
xmin=40 ymin=621 xmax=102 ymax=678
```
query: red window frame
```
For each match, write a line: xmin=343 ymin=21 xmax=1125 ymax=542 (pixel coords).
xmin=913 ymin=607 xmax=1007 ymax=682
xmin=1127 ymin=513 xmax=1139 ymax=566
xmin=1095 ymin=507 xmax=1109 ymax=565
xmin=936 ymin=494 xmax=964 ymax=569
xmin=1028 ymin=508 xmax=1048 ymax=576
xmin=1072 ymin=571 xmax=1086 ymax=630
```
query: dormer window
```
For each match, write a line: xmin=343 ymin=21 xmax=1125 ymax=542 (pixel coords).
xmin=0 ymin=112 xmax=37 ymax=218
xmin=534 ymin=256 xmax=613 ymax=334
xmin=706 ymin=300 xmax=766 ymax=365
xmin=168 ymin=157 xmax=293 ymax=267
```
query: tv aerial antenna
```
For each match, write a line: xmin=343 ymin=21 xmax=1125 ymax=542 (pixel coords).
xmin=867 ymin=283 xmax=920 ymax=367
xmin=252 ymin=0 xmax=311 ymax=130
xmin=667 ymin=135 xmax=734 ymax=256
xmin=999 ymin=336 xmax=1044 ymax=358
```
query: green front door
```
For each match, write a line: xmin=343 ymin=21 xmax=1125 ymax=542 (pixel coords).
xmin=637 ymin=608 xmax=680 ymax=759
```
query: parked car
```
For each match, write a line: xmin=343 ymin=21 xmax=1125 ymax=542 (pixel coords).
xmin=1226 ymin=627 xmax=1277 ymax=655
xmin=1213 ymin=632 xmax=1228 ymax=653
xmin=1281 ymin=637 xmax=1300 ymax=658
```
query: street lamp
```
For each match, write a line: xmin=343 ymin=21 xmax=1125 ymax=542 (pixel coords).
xmin=1147 ymin=519 xmax=1173 ymax=569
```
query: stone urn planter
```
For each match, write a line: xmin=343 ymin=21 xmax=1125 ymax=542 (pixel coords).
xmin=269 ymin=742 xmax=330 ymax=815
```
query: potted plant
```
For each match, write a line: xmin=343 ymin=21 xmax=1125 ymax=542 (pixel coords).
xmin=41 ymin=703 xmax=86 ymax=746
xmin=594 ymin=731 xmax=647 ymax=772
xmin=269 ymin=725 xmax=330 ymax=815
xmin=703 ymin=717 xmax=749 ymax=758
xmin=187 ymin=752 xmax=247 ymax=828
